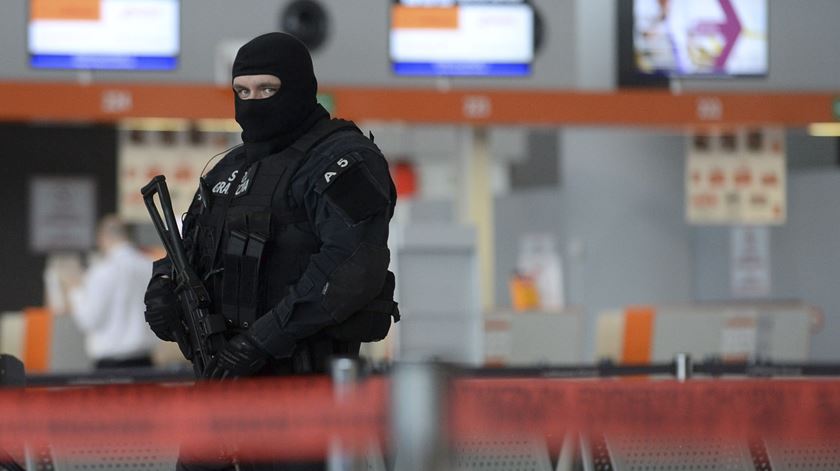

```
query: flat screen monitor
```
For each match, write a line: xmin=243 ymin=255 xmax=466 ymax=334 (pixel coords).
xmin=28 ymin=0 xmax=180 ymax=71
xmin=389 ymin=0 xmax=534 ymax=77
xmin=633 ymin=0 xmax=768 ymax=77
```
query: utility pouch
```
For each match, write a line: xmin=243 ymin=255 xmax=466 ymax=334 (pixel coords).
xmin=221 ymin=212 xmax=272 ymax=328
xmin=326 ymin=271 xmax=399 ymax=342
xmin=221 ymin=230 xmax=248 ymax=325
xmin=238 ymin=230 xmax=268 ymax=326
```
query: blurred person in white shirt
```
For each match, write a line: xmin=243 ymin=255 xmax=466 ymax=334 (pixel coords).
xmin=66 ymin=215 xmax=159 ymax=369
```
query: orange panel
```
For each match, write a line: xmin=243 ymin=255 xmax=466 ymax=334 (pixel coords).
xmin=620 ymin=306 xmax=655 ymax=364
xmin=392 ymin=5 xmax=458 ymax=29
xmin=23 ymin=307 xmax=52 ymax=372
xmin=0 ymin=81 xmax=836 ymax=126
xmin=392 ymin=161 xmax=418 ymax=198
xmin=329 ymin=88 xmax=838 ymax=128
xmin=31 ymin=0 xmax=101 ymax=21
xmin=0 ymin=82 xmax=232 ymax=122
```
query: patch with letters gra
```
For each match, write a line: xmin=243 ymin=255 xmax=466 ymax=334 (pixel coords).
xmin=233 ymin=162 xmax=260 ymax=198
xmin=315 ymin=152 xmax=389 ymax=225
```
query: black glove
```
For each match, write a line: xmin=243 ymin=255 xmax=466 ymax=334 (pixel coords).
xmin=205 ymin=333 xmax=269 ymax=380
xmin=143 ymin=258 xmax=182 ymax=342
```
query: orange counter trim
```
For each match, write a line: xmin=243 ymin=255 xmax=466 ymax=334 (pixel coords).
xmin=0 ymin=81 xmax=836 ymax=127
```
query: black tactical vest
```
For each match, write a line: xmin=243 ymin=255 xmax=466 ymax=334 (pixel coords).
xmin=186 ymin=119 xmax=376 ymax=331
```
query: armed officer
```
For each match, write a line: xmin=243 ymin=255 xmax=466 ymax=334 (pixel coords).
xmin=143 ymin=32 xmax=398 ymax=381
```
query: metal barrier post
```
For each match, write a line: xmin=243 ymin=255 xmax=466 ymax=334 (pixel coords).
xmin=329 ymin=357 xmax=364 ymax=471
xmin=675 ymin=353 xmax=693 ymax=382
xmin=392 ymin=362 xmax=451 ymax=471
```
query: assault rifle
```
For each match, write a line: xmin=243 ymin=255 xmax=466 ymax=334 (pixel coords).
xmin=141 ymin=175 xmax=227 ymax=377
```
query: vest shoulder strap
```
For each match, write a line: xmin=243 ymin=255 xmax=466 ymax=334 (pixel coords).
xmin=289 ymin=119 xmax=360 ymax=155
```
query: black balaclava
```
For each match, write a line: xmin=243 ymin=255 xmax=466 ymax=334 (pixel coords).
xmin=232 ymin=32 xmax=320 ymax=145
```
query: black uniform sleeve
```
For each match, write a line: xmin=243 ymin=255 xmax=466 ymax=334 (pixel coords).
xmin=248 ymin=148 xmax=395 ymax=358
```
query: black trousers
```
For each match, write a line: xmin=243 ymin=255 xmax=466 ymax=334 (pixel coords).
xmin=94 ymin=354 xmax=153 ymax=370
xmin=175 ymin=339 xmax=362 ymax=471
xmin=176 ymin=459 xmax=324 ymax=471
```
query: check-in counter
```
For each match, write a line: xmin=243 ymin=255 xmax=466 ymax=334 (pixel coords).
xmin=0 ymin=308 xmax=91 ymax=372
xmin=484 ymin=308 xmax=584 ymax=366
xmin=596 ymin=301 xmax=818 ymax=363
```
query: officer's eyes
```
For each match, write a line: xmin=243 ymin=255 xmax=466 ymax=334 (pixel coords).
xmin=233 ymin=85 xmax=278 ymax=99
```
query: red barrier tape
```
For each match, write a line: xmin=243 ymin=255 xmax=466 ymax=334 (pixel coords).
xmin=451 ymin=379 xmax=840 ymax=442
xmin=2 ymin=377 xmax=840 ymax=460
xmin=0 ymin=377 xmax=387 ymax=461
